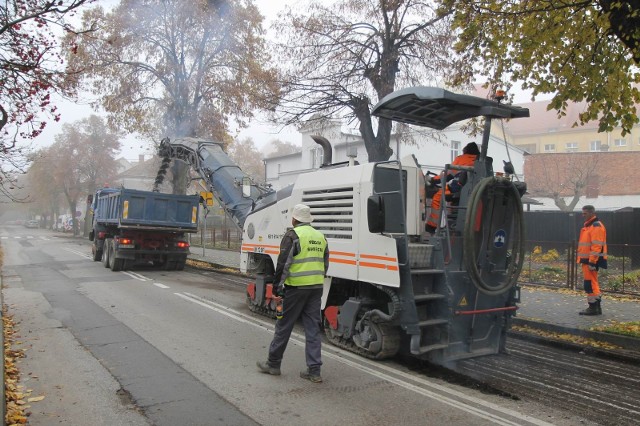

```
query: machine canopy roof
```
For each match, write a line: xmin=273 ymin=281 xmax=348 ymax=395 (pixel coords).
xmin=372 ymin=87 xmax=530 ymax=130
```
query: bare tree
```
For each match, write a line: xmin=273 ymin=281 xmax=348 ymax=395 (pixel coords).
xmin=29 ymin=115 xmax=120 ymax=235
xmin=271 ymin=0 xmax=457 ymax=161
xmin=27 ymin=148 xmax=65 ymax=228
xmin=525 ymin=153 xmax=605 ymax=211
xmin=264 ymin=139 xmax=300 ymax=158
xmin=227 ymin=137 xmax=266 ymax=184
xmin=65 ymin=0 xmax=278 ymax=193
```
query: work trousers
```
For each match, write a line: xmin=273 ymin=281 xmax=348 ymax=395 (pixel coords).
xmin=581 ymin=264 xmax=601 ymax=303
xmin=268 ymin=286 xmax=323 ymax=375
xmin=427 ymin=188 xmax=449 ymax=228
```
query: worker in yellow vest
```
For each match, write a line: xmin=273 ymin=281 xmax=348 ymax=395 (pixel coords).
xmin=257 ymin=204 xmax=330 ymax=383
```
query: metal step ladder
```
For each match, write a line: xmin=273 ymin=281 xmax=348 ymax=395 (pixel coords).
xmin=407 ymin=243 xmax=451 ymax=355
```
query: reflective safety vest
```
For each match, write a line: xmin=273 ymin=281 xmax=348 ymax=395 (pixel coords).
xmin=285 ymin=225 xmax=327 ymax=287
xmin=577 ymin=217 xmax=608 ymax=266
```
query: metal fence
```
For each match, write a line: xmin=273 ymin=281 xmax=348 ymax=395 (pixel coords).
xmin=519 ymin=240 xmax=640 ymax=295
xmin=188 ymin=226 xmax=242 ymax=251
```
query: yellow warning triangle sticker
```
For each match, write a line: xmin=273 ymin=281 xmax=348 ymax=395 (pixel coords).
xmin=458 ymin=296 xmax=468 ymax=307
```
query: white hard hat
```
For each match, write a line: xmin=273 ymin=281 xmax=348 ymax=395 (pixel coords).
xmin=292 ymin=204 xmax=313 ymax=223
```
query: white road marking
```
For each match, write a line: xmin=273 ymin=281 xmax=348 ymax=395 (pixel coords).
xmin=175 ymin=292 xmax=553 ymax=426
xmin=154 ymin=283 xmax=170 ymax=289
xmin=122 ymin=271 xmax=149 ymax=281
xmin=64 ymin=248 xmax=92 ymax=260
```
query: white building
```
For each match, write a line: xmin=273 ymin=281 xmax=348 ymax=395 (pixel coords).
xmin=264 ymin=118 xmax=527 ymax=190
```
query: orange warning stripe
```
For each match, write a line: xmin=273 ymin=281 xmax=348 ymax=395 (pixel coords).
xmin=359 ymin=252 xmax=398 ymax=271
xmin=241 ymin=243 xmax=280 ymax=249
xmin=241 ymin=243 xmax=280 ymax=255
xmin=359 ymin=261 xmax=399 ymax=271
xmin=241 ymin=247 xmax=398 ymax=271
xmin=360 ymin=253 xmax=397 ymax=262
xmin=330 ymin=251 xmax=357 ymax=266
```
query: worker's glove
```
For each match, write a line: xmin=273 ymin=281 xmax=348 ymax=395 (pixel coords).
xmin=274 ymin=283 xmax=284 ymax=298
xmin=588 ymin=265 xmax=597 ymax=271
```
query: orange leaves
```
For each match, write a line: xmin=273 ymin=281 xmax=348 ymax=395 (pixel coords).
xmin=512 ymin=324 xmax=623 ymax=350
xmin=4 ymin=310 xmax=28 ymax=426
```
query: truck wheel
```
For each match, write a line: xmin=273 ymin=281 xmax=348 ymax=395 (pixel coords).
xmin=102 ymin=239 xmax=111 ymax=268
xmin=163 ymin=261 xmax=177 ymax=271
xmin=176 ymin=259 xmax=186 ymax=271
xmin=108 ymin=240 xmax=124 ymax=272
xmin=92 ymin=244 xmax=102 ymax=262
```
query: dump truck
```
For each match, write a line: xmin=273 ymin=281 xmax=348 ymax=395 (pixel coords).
xmin=89 ymin=187 xmax=199 ymax=271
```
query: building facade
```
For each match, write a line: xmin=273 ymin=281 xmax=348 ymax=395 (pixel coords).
xmin=504 ymin=100 xmax=640 ymax=155
xmin=264 ymin=118 xmax=527 ymax=191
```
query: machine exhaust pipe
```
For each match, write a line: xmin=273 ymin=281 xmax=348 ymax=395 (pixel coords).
xmin=310 ymin=135 xmax=333 ymax=166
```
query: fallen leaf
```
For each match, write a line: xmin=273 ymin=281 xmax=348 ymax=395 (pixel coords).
xmin=27 ymin=395 xmax=45 ymax=402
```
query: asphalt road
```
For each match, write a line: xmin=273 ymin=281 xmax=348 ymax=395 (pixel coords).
xmin=1 ymin=226 xmax=595 ymax=426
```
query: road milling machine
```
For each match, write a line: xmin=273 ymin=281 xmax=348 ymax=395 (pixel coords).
xmin=157 ymin=86 xmax=530 ymax=365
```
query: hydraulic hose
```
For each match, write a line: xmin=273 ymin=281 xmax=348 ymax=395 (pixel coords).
xmin=463 ymin=176 xmax=525 ymax=296
xmin=355 ymin=284 xmax=402 ymax=328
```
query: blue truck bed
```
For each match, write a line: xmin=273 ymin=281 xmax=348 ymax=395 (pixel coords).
xmin=94 ymin=188 xmax=199 ymax=231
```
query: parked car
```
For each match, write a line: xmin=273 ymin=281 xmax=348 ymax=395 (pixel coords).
xmin=25 ymin=220 xmax=39 ymax=229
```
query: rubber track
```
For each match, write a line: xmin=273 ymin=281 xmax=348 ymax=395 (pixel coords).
xmin=246 ymin=296 xmax=277 ymax=319
xmin=324 ymin=322 xmax=401 ymax=360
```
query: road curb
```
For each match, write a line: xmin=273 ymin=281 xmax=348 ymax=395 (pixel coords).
xmin=510 ymin=318 xmax=640 ymax=365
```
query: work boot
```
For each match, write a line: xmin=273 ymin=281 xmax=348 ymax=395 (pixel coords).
xmin=256 ymin=361 xmax=281 ymax=376
xmin=579 ymin=303 xmax=599 ymax=316
xmin=300 ymin=369 xmax=323 ymax=383
xmin=595 ymin=299 xmax=603 ymax=315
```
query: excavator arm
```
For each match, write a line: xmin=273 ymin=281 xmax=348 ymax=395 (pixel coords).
xmin=155 ymin=137 xmax=276 ymax=229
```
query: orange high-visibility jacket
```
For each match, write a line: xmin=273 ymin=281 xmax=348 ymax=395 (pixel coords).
xmin=577 ymin=216 xmax=608 ymax=266
xmin=452 ymin=153 xmax=477 ymax=168
xmin=432 ymin=153 xmax=477 ymax=186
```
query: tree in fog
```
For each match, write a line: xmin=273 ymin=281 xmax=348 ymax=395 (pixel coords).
xmin=27 ymin=147 xmax=65 ymax=228
xmin=65 ymin=0 xmax=278 ymax=193
xmin=271 ymin=0 xmax=456 ymax=161
xmin=227 ymin=137 xmax=265 ymax=184
xmin=266 ymin=139 xmax=300 ymax=158
xmin=447 ymin=0 xmax=640 ymax=135
xmin=0 ymin=0 xmax=95 ymax=197
xmin=524 ymin=153 xmax=605 ymax=212
xmin=28 ymin=115 xmax=120 ymax=235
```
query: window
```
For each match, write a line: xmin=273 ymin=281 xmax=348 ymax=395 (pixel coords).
xmin=614 ymin=138 xmax=627 ymax=147
xmin=544 ymin=144 xmax=555 ymax=153
xmin=311 ymin=148 xmax=324 ymax=169
xmin=566 ymin=142 xmax=578 ymax=152
xmin=450 ymin=140 xmax=461 ymax=162
xmin=590 ymin=140 xmax=601 ymax=152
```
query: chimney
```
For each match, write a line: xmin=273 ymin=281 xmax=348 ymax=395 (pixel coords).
xmin=139 ymin=154 xmax=145 ymax=163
